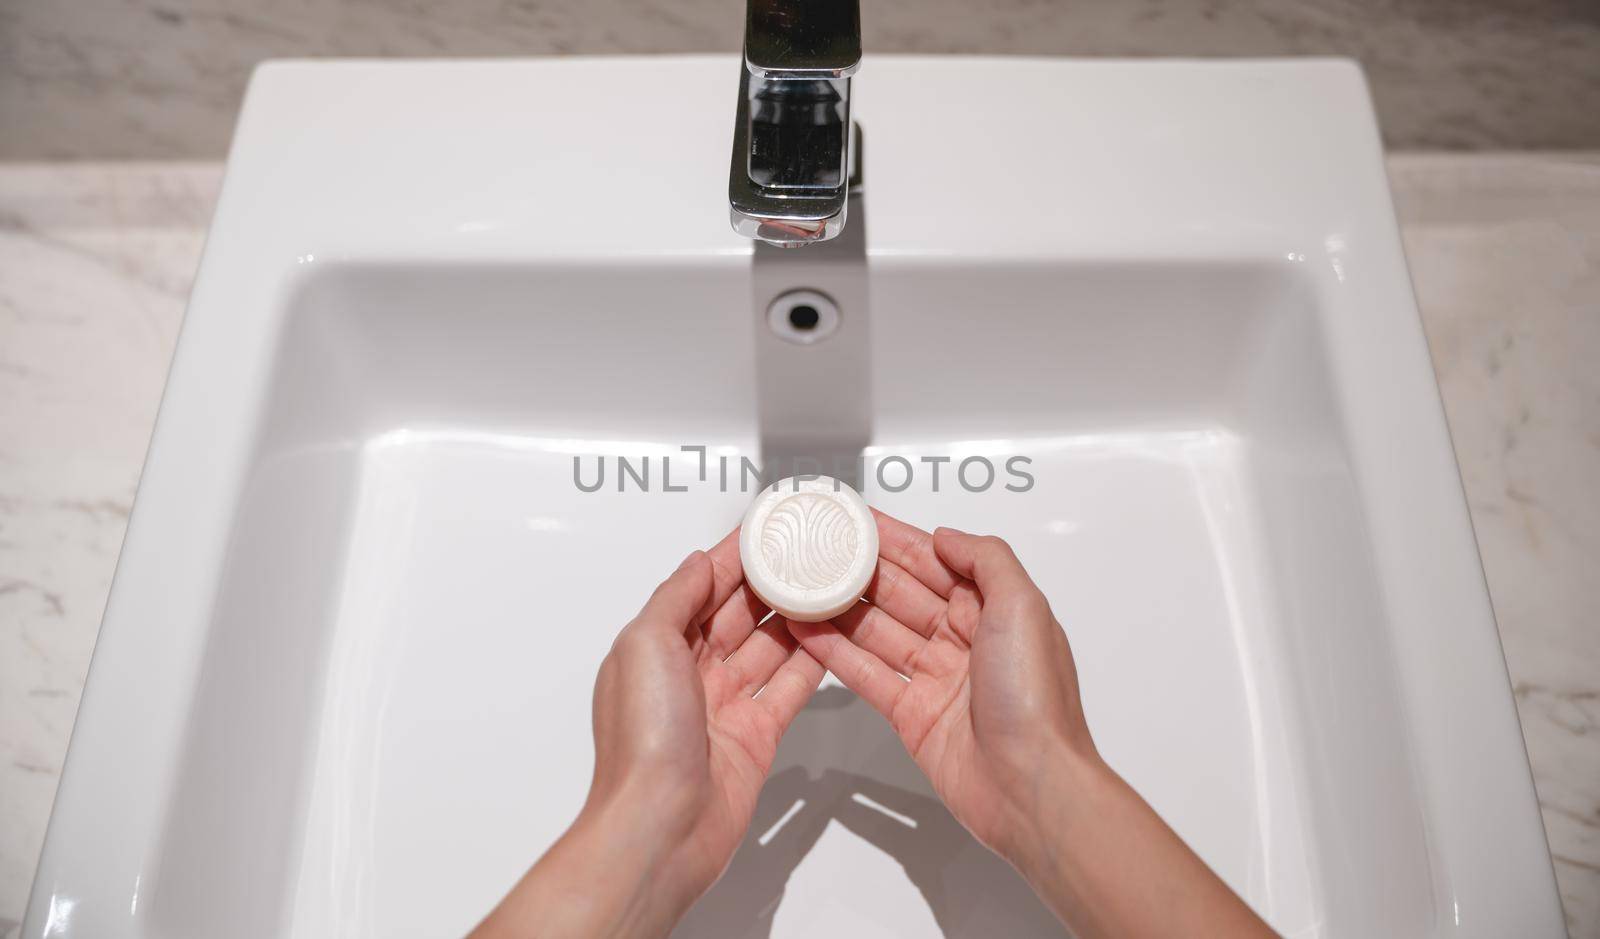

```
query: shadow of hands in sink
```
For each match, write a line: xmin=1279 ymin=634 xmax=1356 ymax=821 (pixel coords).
xmin=674 ymin=689 xmax=1062 ymax=938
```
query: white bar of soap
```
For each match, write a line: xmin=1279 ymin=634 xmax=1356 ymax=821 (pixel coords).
xmin=740 ymin=475 xmax=878 ymax=623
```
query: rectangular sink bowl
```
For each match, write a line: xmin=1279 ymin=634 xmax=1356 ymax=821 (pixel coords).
xmin=26 ymin=57 xmax=1562 ymax=938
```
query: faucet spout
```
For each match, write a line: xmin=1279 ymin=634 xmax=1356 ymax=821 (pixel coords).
xmin=729 ymin=0 xmax=861 ymax=246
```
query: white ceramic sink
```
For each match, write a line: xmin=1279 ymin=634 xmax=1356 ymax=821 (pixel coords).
xmin=26 ymin=57 xmax=1563 ymax=937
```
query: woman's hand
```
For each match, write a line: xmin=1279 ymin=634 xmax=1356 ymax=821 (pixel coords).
xmin=787 ymin=512 xmax=1276 ymax=939
xmin=786 ymin=514 xmax=1093 ymax=856
xmin=471 ymin=530 xmax=824 ymax=939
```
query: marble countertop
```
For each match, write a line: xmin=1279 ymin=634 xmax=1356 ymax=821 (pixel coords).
xmin=5 ymin=2 xmax=1600 ymax=157
xmin=1 ymin=154 xmax=1596 ymax=937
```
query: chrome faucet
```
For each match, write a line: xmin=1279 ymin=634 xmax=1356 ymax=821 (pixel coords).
xmin=728 ymin=0 xmax=861 ymax=246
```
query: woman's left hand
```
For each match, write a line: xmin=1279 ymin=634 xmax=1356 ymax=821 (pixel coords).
xmin=471 ymin=529 xmax=825 ymax=939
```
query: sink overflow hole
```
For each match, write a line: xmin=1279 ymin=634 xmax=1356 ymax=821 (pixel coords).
xmin=767 ymin=289 xmax=841 ymax=345
xmin=789 ymin=304 xmax=821 ymax=331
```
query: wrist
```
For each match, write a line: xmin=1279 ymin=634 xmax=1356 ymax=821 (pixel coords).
xmin=986 ymin=740 xmax=1277 ymax=939
xmin=569 ymin=783 xmax=703 ymax=927
xmin=478 ymin=784 xmax=699 ymax=939
xmin=994 ymin=735 xmax=1113 ymax=879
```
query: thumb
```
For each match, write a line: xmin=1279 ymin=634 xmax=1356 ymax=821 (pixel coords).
xmin=633 ymin=550 xmax=715 ymax=633
xmin=932 ymin=528 xmax=1040 ymax=598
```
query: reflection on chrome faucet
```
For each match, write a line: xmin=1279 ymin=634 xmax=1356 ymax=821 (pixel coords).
xmin=729 ymin=0 xmax=861 ymax=246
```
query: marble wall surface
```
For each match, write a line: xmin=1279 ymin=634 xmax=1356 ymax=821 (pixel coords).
xmin=1 ymin=0 xmax=1599 ymax=159
xmin=1 ymin=155 xmax=1597 ymax=936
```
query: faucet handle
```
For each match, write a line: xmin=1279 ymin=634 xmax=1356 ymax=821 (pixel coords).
xmin=744 ymin=0 xmax=861 ymax=80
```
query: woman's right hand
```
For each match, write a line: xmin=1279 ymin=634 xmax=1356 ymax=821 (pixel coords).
xmin=785 ymin=514 xmax=1096 ymax=859
xmin=787 ymin=511 xmax=1276 ymax=939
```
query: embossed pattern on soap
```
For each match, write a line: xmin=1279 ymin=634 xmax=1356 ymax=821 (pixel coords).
xmin=760 ymin=493 xmax=859 ymax=589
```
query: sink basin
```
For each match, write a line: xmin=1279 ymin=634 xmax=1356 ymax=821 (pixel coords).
xmin=26 ymin=57 xmax=1562 ymax=937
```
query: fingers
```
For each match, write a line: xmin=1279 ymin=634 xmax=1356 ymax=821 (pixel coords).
xmin=932 ymin=528 xmax=1041 ymax=600
xmin=944 ymin=580 xmax=985 ymax=644
xmin=755 ymin=639 xmax=827 ymax=732
xmin=632 ymin=550 xmax=716 ymax=635
xmin=832 ymin=601 xmax=927 ymax=677
xmin=724 ymin=618 xmax=799 ymax=695
xmin=865 ymin=557 xmax=947 ymax=639
xmin=787 ymin=619 xmax=908 ymax=720
xmin=702 ymin=583 xmax=771 ymax=662
xmin=679 ymin=526 xmax=753 ymax=655
xmin=873 ymin=509 xmax=963 ymax=599
xmin=698 ymin=525 xmax=747 ymax=625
